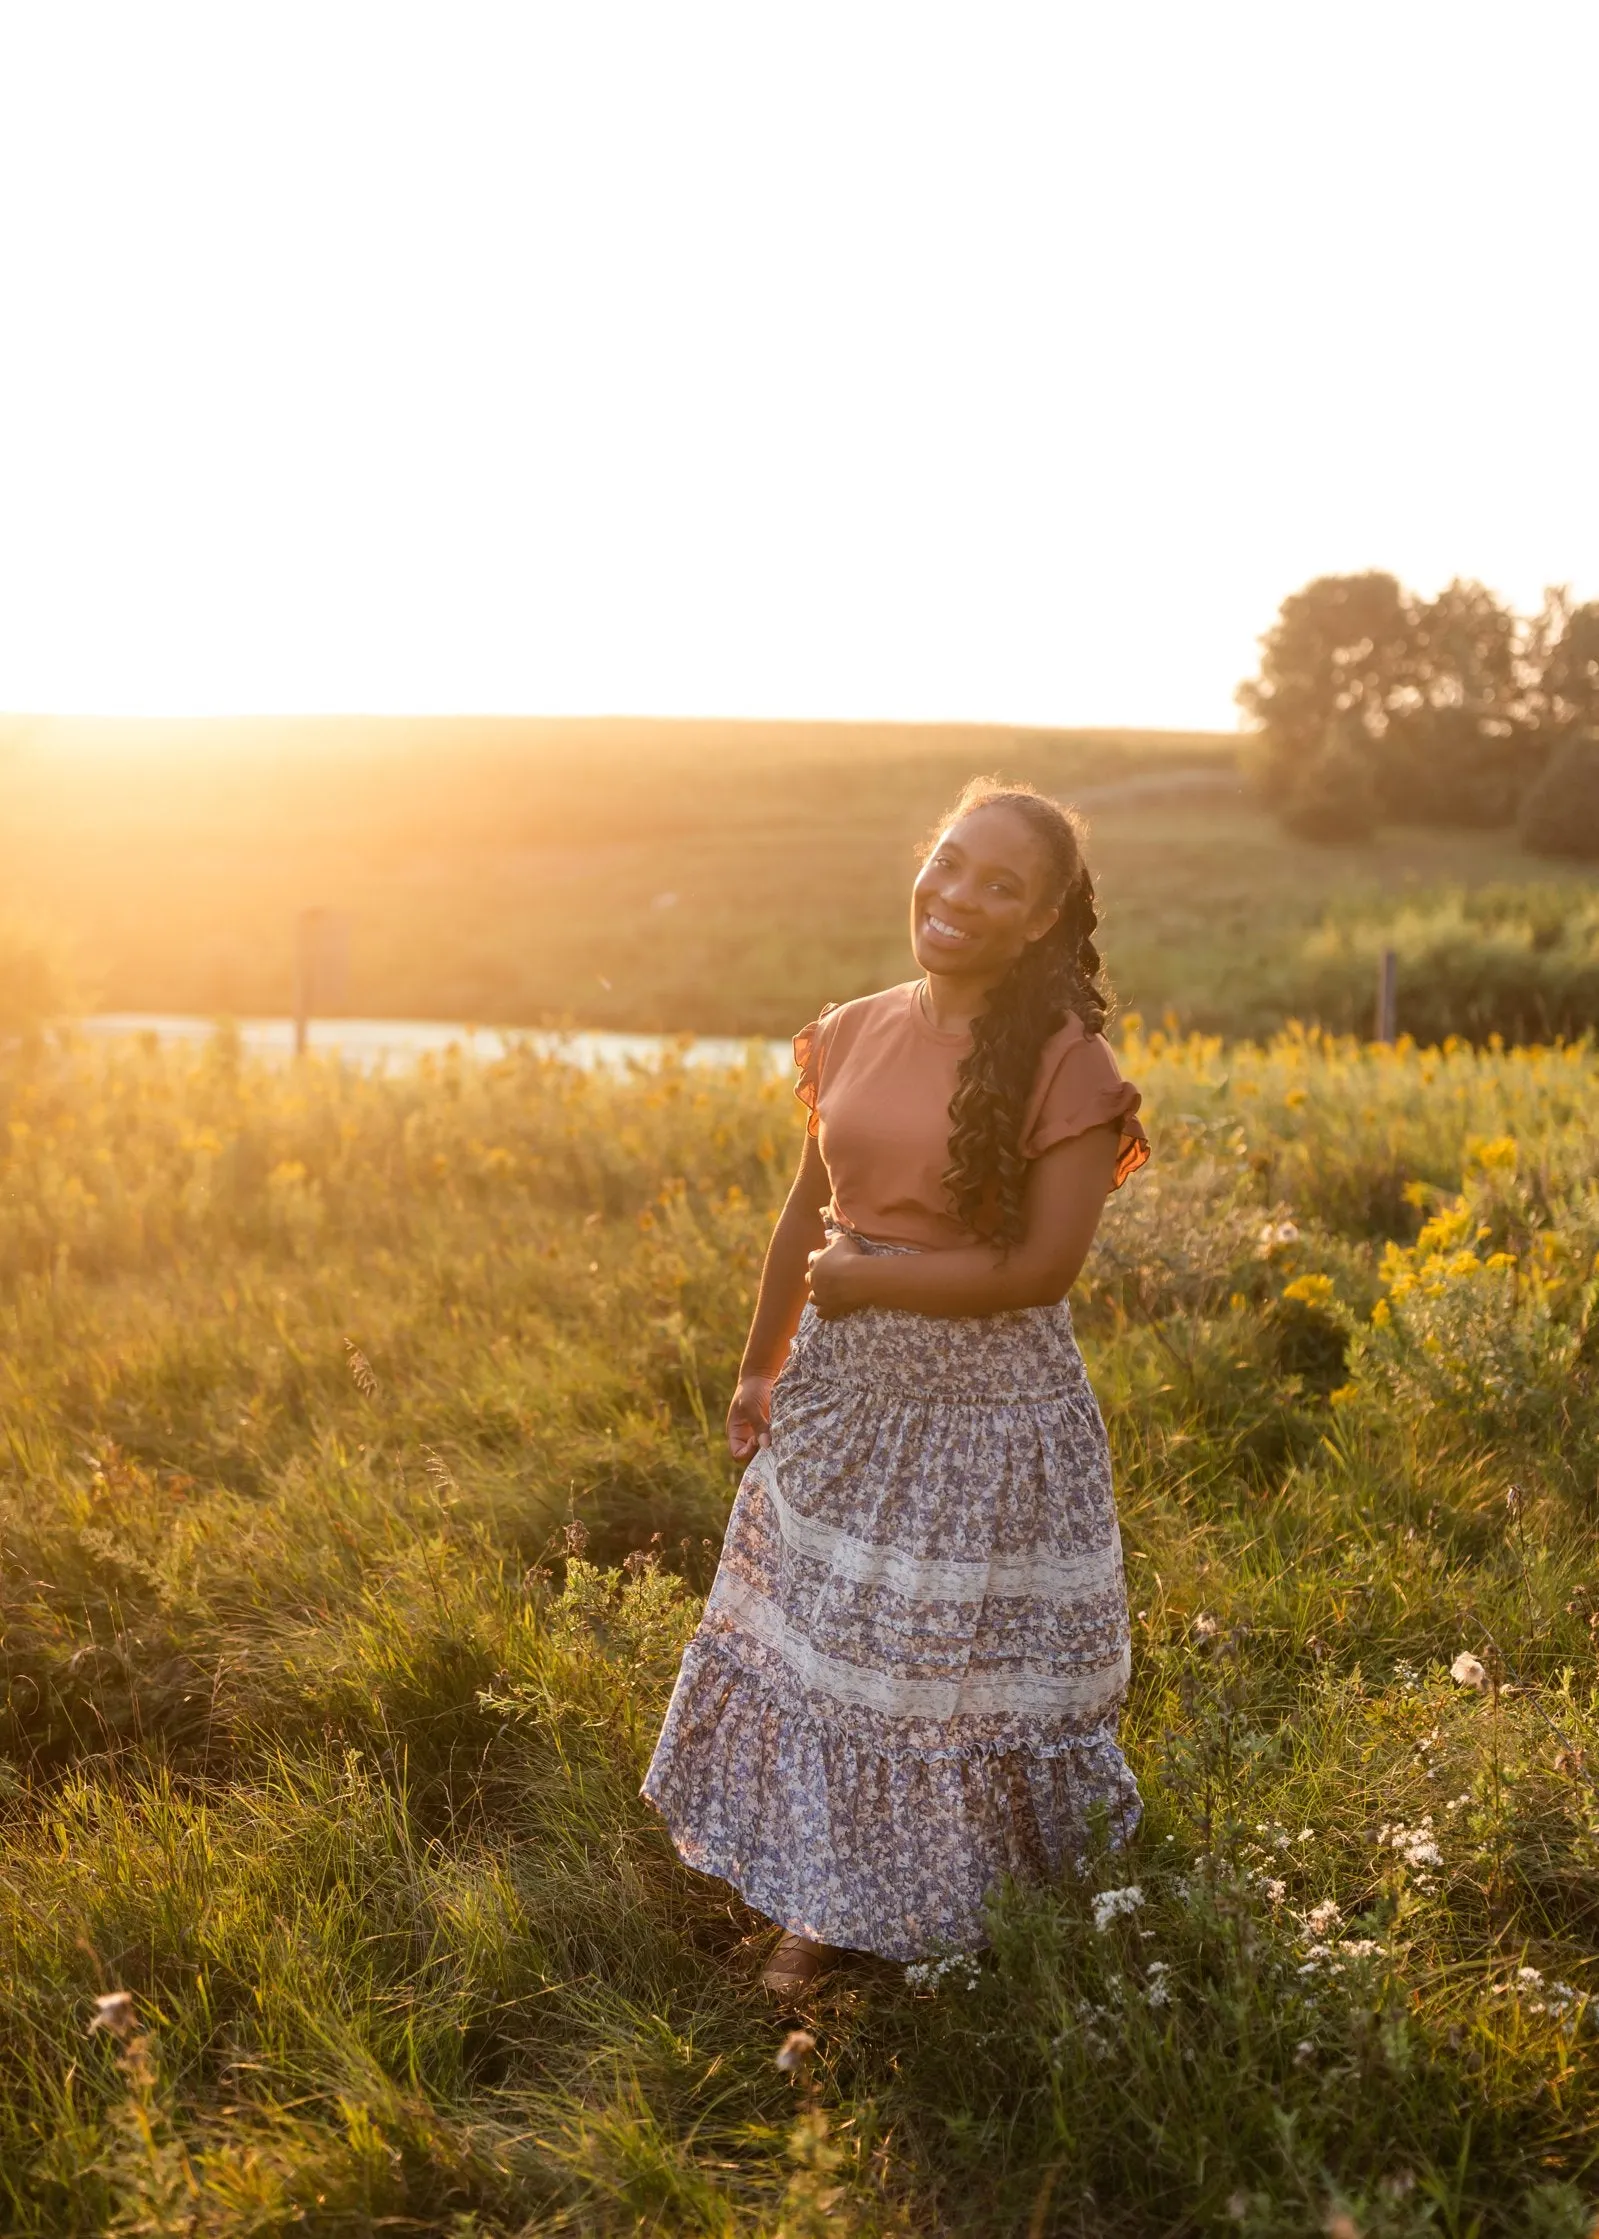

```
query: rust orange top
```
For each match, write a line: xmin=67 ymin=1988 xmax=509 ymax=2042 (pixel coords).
xmin=794 ymin=980 xmax=1148 ymax=1251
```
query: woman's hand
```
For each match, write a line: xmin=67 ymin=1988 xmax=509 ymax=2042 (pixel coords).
xmin=805 ymin=1231 xmax=868 ymax=1319
xmin=727 ymin=1373 xmax=775 ymax=1461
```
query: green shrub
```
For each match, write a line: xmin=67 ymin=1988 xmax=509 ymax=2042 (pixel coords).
xmin=1377 ymin=707 xmax=1536 ymax=828
xmin=1519 ymin=732 xmax=1599 ymax=860
xmin=1278 ymin=722 xmax=1378 ymax=842
xmin=1284 ymin=887 xmax=1599 ymax=1044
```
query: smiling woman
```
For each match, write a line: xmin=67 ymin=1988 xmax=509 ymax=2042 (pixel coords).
xmin=642 ymin=779 xmax=1149 ymax=1995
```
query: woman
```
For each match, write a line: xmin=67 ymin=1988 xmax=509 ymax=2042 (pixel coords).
xmin=642 ymin=778 xmax=1149 ymax=1994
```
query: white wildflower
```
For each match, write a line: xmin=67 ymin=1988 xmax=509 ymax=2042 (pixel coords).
xmin=1092 ymin=1885 xmax=1145 ymax=1932
xmin=1378 ymin=1819 xmax=1442 ymax=1871
xmin=1145 ymin=1961 xmax=1172 ymax=2008
xmin=88 ymin=1990 xmax=137 ymax=2041
xmin=1450 ymin=1652 xmax=1487 ymax=1690
xmin=1264 ymin=1879 xmax=1288 ymax=1906
xmin=1305 ymin=1900 xmax=1342 ymax=1936
xmin=905 ymin=1953 xmax=981 ymax=1993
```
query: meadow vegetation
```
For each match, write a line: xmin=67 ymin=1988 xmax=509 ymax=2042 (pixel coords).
xmin=6 ymin=716 xmax=1599 ymax=1045
xmin=6 ymin=1022 xmax=1599 ymax=2232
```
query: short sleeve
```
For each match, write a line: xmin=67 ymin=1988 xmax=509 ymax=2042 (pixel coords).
xmin=793 ymin=1002 xmax=839 ymax=1136
xmin=1021 ymin=1022 xmax=1150 ymax=1190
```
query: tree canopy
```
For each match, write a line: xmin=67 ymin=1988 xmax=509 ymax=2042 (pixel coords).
xmin=1240 ymin=575 xmax=1599 ymax=840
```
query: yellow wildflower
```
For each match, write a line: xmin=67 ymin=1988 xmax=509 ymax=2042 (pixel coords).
xmin=1465 ymin=1134 xmax=1517 ymax=1172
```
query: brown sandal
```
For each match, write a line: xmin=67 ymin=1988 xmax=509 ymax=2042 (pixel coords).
xmin=761 ymin=1931 xmax=832 ymax=1997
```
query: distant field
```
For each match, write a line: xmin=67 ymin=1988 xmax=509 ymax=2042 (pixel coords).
xmin=4 ymin=714 xmax=1597 ymax=1038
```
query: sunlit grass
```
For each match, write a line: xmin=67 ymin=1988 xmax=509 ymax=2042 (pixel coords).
xmin=5 ymin=1026 xmax=1599 ymax=2231
xmin=7 ymin=718 xmax=1597 ymax=1044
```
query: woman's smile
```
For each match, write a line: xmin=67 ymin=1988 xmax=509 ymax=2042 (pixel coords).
xmin=920 ymin=907 xmax=977 ymax=949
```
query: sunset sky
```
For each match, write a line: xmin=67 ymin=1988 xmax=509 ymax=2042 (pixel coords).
xmin=1 ymin=1 xmax=1594 ymax=732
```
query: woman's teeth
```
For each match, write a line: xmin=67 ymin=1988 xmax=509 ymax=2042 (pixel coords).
xmin=924 ymin=913 xmax=971 ymax=941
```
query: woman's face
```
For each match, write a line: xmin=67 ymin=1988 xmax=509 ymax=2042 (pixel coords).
xmin=910 ymin=805 xmax=1063 ymax=981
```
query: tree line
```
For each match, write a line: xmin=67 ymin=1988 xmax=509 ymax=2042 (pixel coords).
xmin=1238 ymin=574 xmax=1599 ymax=852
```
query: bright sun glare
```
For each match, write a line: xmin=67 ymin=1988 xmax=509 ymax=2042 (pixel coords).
xmin=0 ymin=1 xmax=1595 ymax=729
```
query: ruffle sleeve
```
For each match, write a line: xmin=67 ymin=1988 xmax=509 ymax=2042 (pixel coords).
xmin=1020 ymin=1018 xmax=1149 ymax=1190
xmin=792 ymin=1002 xmax=839 ymax=1136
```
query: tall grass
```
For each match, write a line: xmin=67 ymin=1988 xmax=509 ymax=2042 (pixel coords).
xmin=5 ymin=1026 xmax=1599 ymax=2232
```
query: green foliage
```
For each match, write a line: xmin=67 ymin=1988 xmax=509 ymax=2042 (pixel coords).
xmin=1238 ymin=571 xmax=1415 ymax=790
xmin=1378 ymin=704 xmax=1532 ymax=829
xmin=1279 ymin=720 xmax=1379 ymax=843
xmin=1288 ymin=885 xmax=1599 ymax=1044
xmin=1240 ymin=573 xmax=1599 ymax=838
xmin=4 ymin=1029 xmax=1599 ymax=2230
xmin=1519 ymin=734 xmax=1599 ymax=861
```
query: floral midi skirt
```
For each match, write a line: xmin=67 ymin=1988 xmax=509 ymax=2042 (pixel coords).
xmin=642 ymin=1275 xmax=1139 ymax=1961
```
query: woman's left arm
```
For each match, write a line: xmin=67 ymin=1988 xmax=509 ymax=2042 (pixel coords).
xmin=808 ymin=1122 xmax=1122 ymax=1320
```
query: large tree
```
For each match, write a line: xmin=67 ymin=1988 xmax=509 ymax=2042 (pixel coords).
xmin=1237 ymin=572 xmax=1417 ymax=802
xmin=1526 ymin=588 xmax=1599 ymax=735
xmin=1240 ymin=572 xmax=1549 ymax=830
xmin=1380 ymin=578 xmax=1529 ymax=825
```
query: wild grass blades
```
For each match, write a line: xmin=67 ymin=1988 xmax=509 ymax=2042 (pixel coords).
xmin=343 ymin=1337 xmax=380 ymax=1399
xmin=5 ymin=1027 xmax=1599 ymax=2230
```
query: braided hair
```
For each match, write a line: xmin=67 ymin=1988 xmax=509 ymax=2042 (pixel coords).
xmin=936 ymin=779 xmax=1109 ymax=1247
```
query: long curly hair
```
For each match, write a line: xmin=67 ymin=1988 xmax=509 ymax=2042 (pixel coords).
xmin=935 ymin=779 xmax=1109 ymax=1247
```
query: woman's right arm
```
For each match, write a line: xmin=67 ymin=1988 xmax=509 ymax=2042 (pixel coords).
xmin=726 ymin=1127 xmax=831 ymax=1460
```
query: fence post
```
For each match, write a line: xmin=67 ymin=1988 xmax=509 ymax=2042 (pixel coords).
xmin=1375 ymin=946 xmax=1398 ymax=1044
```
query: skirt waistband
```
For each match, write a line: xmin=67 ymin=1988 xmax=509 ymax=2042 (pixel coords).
xmin=783 ymin=1291 xmax=1092 ymax=1406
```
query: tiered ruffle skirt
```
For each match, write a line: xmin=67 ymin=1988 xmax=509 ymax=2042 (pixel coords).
xmin=642 ymin=1278 xmax=1139 ymax=1960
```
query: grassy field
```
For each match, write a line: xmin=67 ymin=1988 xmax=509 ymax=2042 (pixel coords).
xmin=6 ymin=1025 xmax=1599 ymax=2233
xmin=5 ymin=716 xmax=1597 ymax=1040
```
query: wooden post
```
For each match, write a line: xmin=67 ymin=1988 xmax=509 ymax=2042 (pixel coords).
xmin=1375 ymin=946 xmax=1398 ymax=1044
xmin=294 ymin=909 xmax=352 ymax=1056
